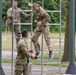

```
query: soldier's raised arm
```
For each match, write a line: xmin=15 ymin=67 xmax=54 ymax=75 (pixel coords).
xmin=20 ymin=9 xmax=32 ymax=18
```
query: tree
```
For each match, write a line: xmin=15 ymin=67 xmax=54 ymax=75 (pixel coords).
xmin=2 ymin=0 xmax=66 ymax=32
xmin=62 ymin=0 xmax=70 ymax=61
xmin=2 ymin=0 xmax=30 ymax=31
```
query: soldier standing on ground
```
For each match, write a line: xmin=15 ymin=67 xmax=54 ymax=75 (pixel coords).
xmin=28 ymin=3 xmax=54 ymax=60
xmin=6 ymin=0 xmax=32 ymax=47
xmin=14 ymin=29 xmax=35 ymax=75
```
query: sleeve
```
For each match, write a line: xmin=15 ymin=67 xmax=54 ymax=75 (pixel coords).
xmin=41 ymin=12 xmax=50 ymax=24
xmin=20 ymin=9 xmax=31 ymax=18
xmin=7 ymin=8 xmax=12 ymax=19
xmin=33 ymin=12 xmax=37 ymax=23
xmin=21 ymin=45 xmax=30 ymax=58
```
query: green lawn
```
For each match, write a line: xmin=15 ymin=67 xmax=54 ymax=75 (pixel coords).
xmin=1 ymin=32 xmax=69 ymax=67
xmin=2 ymin=31 xmax=65 ymax=50
xmin=2 ymin=32 xmax=76 ymax=67
xmin=2 ymin=59 xmax=69 ymax=67
xmin=2 ymin=54 xmax=69 ymax=67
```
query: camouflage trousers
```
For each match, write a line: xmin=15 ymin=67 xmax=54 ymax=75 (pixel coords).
xmin=6 ymin=19 xmax=21 ymax=47
xmin=14 ymin=25 xmax=21 ymax=47
xmin=14 ymin=64 xmax=30 ymax=75
xmin=32 ymin=25 xmax=52 ymax=52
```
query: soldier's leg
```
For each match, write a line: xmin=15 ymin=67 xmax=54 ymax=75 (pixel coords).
xmin=31 ymin=27 xmax=42 ymax=57
xmin=14 ymin=25 xmax=21 ymax=47
xmin=6 ymin=20 xmax=9 ymax=36
xmin=44 ymin=26 xmax=52 ymax=51
xmin=14 ymin=64 xmax=23 ymax=75
xmin=23 ymin=64 xmax=30 ymax=75
xmin=6 ymin=19 xmax=11 ymax=36
xmin=44 ymin=26 xmax=54 ymax=60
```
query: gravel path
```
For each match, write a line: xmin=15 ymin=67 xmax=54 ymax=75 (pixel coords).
xmin=2 ymin=63 xmax=67 ymax=75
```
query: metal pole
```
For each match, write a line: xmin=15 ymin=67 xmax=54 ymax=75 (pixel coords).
xmin=59 ymin=0 xmax=62 ymax=74
xmin=41 ymin=34 xmax=44 ymax=75
xmin=41 ymin=0 xmax=44 ymax=75
xmin=69 ymin=0 xmax=75 ymax=64
xmin=30 ymin=0 xmax=33 ymax=57
xmin=66 ymin=0 xmax=76 ymax=74
xmin=12 ymin=0 xmax=14 ymax=75
xmin=30 ymin=0 xmax=33 ymax=75
xmin=0 ymin=0 xmax=5 ymax=75
xmin=0 ymin=0 xmax=2 ymax=66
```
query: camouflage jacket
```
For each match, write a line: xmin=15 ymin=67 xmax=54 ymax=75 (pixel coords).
xmin=34 ymin=7 xmax=50 ymax=25
xmin=16 ymin=38 xmax=30 ymax=64
xmin=7 ymin=7 xmax=30 ymax=23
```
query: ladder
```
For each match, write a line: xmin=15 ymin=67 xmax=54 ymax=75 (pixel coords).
xmin=11 ymin=0 xmax=33 ymax=75
xmin=11 ymin=0 xmax=62 ymax=75
xmin=40 ymin=0 xmax=62 ymax=75
xmin=30 ymin=0 xmax=62 ymax=75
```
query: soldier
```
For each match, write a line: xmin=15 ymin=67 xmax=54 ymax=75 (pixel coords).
xmin=28 ymin=3 xmax=54 ymax=60
xmin=14 ymin=29 xmax=35 ymax=75
xmin=7 ymin=0 xmax=32 ymax=47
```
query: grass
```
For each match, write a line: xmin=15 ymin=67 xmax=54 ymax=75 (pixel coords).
xmin=61 ymin=62 xmax=69 ymax=67
xmin=1 ymin=32 xmax=72 ymax=67
xmin=2 ymin=59 xmax=12 ymax=63
xmin=2 ymin=59 xmax=69 ymax=67
xmin=2 ymin=31 xmax=65 ymax=50
xmin=2 ymin=54 xmax=69 ymax=67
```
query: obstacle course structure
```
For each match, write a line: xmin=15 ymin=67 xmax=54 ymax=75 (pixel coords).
xmin=0 ymin=0 xmax=76 ymax=75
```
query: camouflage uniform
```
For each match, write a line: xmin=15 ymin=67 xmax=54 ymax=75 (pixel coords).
xmin=7 ymin=7 xmax=30 ymax=46
xmin=32 ymin=7 xmax=52 ymax=52
xmin=14 ymin=38 xmax=30 ymax=75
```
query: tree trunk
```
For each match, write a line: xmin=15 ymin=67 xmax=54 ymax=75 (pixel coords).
xmin=62 ymin=0 xmax=70 ymax=61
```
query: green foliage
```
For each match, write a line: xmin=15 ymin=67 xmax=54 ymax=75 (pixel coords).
xmin=2 ymin=0 xmax=66 ymax=32
xmin=17 ymin=0 xmax=30 ymax=9
xmin=44 ymin=0 xmax=60 ymax=10
xmin=2 ymin=0 xmax=11 ymax=21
